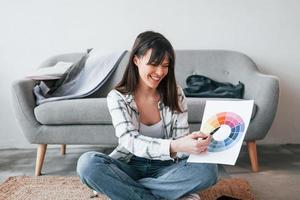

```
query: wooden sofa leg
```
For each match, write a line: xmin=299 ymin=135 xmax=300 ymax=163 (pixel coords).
xmin=61 ymin=144 xmax=66 ymax=155
xmin=247 ymin=141 xmax=259 ymax=172
xmin=35 ymin=144 xmax=47 ymax=176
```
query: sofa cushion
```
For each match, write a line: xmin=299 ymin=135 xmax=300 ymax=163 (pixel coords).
xmin=34 ymin=98 xmax=112 ymax=125
xmin=34 ymin=98 xmax=257 ymax=125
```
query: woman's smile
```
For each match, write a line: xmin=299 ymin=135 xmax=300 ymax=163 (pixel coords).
xmin=150 ymin=75 xmax=161 ymax=82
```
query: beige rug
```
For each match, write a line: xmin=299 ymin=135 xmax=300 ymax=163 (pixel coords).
xmin=0 ymin=176 xmax=255 ymax=200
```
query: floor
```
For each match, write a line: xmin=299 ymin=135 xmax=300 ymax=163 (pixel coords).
xmin=0 ymin=144 xmax=299 ymax=200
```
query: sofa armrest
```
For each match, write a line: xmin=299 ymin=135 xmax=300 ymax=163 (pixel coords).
xmin=243 ymin=72 xmax=279 ymax=140
xmin=11 ymin=78 xmax=41 ymax=143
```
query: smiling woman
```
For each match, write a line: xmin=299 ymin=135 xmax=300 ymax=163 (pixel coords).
xmin=76 ymin=31 xmax=218 ymax=200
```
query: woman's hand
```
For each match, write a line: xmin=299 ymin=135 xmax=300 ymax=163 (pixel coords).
xmin=170 ymin=131 xmax=212 ymax=155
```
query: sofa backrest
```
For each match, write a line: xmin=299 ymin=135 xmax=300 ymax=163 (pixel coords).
xmin=174 ymin=50 xmax=258 ymax=88
xmin=39 ymin=50 xmax=259 ymax=98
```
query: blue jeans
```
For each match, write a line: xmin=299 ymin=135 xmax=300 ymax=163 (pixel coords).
xmin=77 ymin=151 xmax=218 ymax=200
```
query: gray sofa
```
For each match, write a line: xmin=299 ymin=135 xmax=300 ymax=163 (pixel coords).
xmin=11 ymin=50 xmax=279 ymax=175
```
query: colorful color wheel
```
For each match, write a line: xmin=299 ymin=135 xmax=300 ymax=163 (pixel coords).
xmin=202 ymin=112 xmax=245 ymax=152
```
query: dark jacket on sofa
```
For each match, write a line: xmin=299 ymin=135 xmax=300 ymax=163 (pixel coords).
xmin=183 ymin=74 xmax=244 ymax=98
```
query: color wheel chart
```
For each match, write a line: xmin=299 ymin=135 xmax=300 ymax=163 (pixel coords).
xmin=202 ymin=112 xmax=245 ymax=152
xmin=187 ymin=100 xmax=253 ymax=165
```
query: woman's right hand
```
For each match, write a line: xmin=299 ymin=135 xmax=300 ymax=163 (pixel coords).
xmin=170 ymin=132 xmax=212 ymax=154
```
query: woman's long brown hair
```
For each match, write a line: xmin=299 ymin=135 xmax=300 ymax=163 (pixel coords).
xmin=115 ymin=31 xmax=182 ymax=113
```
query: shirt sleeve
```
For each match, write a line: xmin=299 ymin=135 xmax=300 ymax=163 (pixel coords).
xmin=173 ymin=86 xmax=190 ymax=138
xmin=107 ymin=90 xmax=173 ymax=160
xmin=173 ymin=86 xmax=191 ymax=159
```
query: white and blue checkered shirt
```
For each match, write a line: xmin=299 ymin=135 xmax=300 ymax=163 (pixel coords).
xmin=107 ymin=86 xmax=190 ymax=163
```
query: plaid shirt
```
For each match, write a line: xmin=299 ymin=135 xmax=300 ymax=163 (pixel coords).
xmin=107 ymin=86 xmax=190 ymax=162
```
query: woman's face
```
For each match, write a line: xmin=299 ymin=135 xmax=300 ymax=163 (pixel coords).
xmin=133 ymin=49 xmax=169 ymax=90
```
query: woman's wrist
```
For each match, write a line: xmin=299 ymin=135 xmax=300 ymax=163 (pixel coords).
xmin=170 ymin=140 xmax=179 ymax=155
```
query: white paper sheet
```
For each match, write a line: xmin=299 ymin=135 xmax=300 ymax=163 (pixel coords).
xmin=187 ymin=100 xmax=254 ymax=165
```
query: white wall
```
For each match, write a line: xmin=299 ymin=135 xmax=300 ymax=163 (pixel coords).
xmin=1 ymin=0 xmax=299 ymax=148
